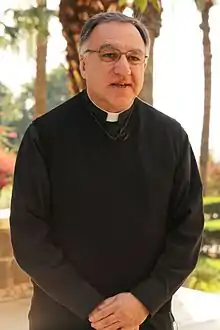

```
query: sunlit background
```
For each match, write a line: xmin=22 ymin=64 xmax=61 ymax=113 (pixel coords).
xmin=0 ymin=0 xmax=220 ymax=161
xmin=1 ymin=2 xmax=220 ymax=330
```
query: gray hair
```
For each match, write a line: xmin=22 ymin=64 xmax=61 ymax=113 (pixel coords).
xmin=79 ymin=12 xmax=150 ymax=53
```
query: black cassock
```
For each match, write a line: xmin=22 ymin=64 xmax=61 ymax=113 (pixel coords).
xmin=10 ymin=90 xmax=204 ymax=330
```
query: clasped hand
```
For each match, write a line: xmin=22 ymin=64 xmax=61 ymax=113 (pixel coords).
xmin=88 ymin=292 xmax=149 ymax=330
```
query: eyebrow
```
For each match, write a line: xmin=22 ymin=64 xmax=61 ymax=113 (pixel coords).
xmin=99 ymin=43 xmax=144 ymax=53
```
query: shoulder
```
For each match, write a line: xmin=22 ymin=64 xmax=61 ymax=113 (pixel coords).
xmin=22 ymin=91 xmax=86 ymax=156
xmin=28 ymin=91 xmax=86 ymax=147
xmin=136 ymin=98 xmax=183 ymax=132
xmin=33 ymin=91 xmax=84 ymax=130
xmin=136 ymin=97 xmax=187 ymax=142
xmin=135 ymin=98 xmax=189 ymax=165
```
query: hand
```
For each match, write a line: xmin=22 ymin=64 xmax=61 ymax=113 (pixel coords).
xmin=122 ymin=327 xmax=139 ymax=330
xmin=88 ymin=292 xmax=149 ymax=330
xmin=121 ymin=327 xmax=139 ymax=330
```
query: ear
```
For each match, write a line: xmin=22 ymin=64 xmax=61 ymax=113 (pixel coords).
xmin=144 ymin=57 xmax=148 ymax=71
xmin=79 ymin=56 xmax=86 ymax=79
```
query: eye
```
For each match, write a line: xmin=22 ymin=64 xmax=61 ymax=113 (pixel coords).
xmin=100 ymin=51 xmax=118 ymax=61
xmin=127 ymin=55 xmax=141 ymax=63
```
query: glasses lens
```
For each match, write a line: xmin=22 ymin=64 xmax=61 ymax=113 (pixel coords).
xmin=126 ymin=51 xmax=145 ymax=64
xmin=99 ymin=48 xmax=120 ymax=62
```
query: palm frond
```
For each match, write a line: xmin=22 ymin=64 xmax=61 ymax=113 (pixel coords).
xmin=1 ymin=6 xmax=57 ymax=56
xmin=0 ymin=21 xmax=19 ymax=50
xmin=5 ymin=6 xmax=57 ymax=37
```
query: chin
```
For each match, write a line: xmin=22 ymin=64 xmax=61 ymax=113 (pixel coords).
xmin=110 ymin=100 xmax=133 ymax=112
xmin=108 ymin=94 xmax=133 ymax=109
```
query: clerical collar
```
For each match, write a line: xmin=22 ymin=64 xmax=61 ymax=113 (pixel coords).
xmin=105 ymin=112 xmax=120 ymax=123
xmin=83 ymin=90 xmax=134 ymax=125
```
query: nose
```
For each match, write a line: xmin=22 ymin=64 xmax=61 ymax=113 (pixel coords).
xmin=114 ymin=54 xmax=131 ymax=76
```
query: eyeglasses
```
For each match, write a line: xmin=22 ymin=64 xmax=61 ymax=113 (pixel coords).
xmin=83 ymin=45 xmax=148 ymax=65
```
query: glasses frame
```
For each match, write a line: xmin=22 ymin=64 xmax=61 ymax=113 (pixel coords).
xmin=83 ymin=46 xmax=148 ymax=65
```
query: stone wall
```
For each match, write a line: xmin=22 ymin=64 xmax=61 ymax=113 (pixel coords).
xmin=0 ymin=224 xmax=30 ymax=300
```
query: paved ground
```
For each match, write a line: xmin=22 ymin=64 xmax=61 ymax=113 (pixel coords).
xmin=0 ymin=298 xmax=30 ymax=330
xmin=1 ymin=288 xmax=220 ymax=330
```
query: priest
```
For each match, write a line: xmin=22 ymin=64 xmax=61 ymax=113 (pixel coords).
xmin=10 ymin=12 xmax=204 ymax=330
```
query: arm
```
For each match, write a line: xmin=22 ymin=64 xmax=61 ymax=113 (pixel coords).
xmin=10 ymin=123 xmax=103 ymax=319
xmin=131 ymin=132 xmax=204 ymax=316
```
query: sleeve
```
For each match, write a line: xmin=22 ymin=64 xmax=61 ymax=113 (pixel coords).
xmin=131 ymin=132 xmax=204 ymax=316
xmin=9 ymin=123 xmax=103 ymax=319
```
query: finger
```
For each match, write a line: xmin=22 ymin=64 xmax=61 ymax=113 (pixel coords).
xmin=96 ymin=296 xmax=116 ymax=311
xmin=92 ymin=321 xmax=120 ymax=330
xmin=91 ymin=314 xmax=119 ymax=329
xmin=89 ymin=296 xmax=116 ymax=320
xmin=89 ymin=303 xmax=116 ymax=323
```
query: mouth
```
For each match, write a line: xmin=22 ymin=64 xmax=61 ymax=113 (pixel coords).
xmin=110 ymin=83 xmax=132 ymax=88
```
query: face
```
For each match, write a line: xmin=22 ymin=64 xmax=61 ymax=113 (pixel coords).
xmin=79 ymin=21 xmax=148 ymax=112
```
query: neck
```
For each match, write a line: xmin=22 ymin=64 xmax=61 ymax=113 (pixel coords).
xmin=87 ymin=90 xmax=133 ymax=114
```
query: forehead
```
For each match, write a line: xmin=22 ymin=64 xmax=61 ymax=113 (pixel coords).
xmin=87 ymin=21 xmax=146 ymax=51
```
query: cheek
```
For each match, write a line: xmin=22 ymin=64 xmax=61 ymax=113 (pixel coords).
xmin=87 ymin=64 xmax=109 ymax=83
xmin=133 ymin=69 xmax=144 ymax=86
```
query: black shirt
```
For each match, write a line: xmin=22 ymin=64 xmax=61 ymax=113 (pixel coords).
xmin=10 ymin=90 xmax=204 ymax=330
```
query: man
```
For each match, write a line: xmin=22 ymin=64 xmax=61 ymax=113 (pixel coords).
xmin=10 ymin=12 xmax=204 ymax=330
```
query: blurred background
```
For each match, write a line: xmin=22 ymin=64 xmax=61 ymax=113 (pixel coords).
xmin=0 ymin=0 xmax=220 ymax=329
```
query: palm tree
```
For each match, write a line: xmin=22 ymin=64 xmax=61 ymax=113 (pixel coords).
xmin=1 ymin=3 xmax=56 ymax=118
xmin=195 ymin=0 xmax=214 ymax=195
xmin=58 ymin=0 xmax=162 ymax=104
xmin=135 ymin=0 xmax=162 ymax=104
xmin=58 ymin=0 xmax=127 ymax=94
xmin=34 ymin=0 xmax=48 ymax=118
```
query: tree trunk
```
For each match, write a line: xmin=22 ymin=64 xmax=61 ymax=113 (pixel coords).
xmin=58 ymin=0 xmax=126 ymax=95
xmin=199 ymin=3 xmax=213 ymax=196
xmin=34 ymin=0 xmax=48 ymax=118
xmin=139 ymin=29 xmax=155 ymax=105
xmin=137 ymin=2 xmax=162 ymax=105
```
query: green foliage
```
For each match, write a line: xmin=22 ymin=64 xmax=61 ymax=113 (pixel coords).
xmin=0 ymin=65 xmax=72 ymax=150
xmin=203 ymin=197 xmax=220 ymax=221
xmin=203 ymin=196 xmax=220 ymax=205
xmin=0 ymin=22 xmax=19 ymax=50
xmin=206 ymin=257 xmax=220 ymax=269
xmin=1 ymin=6 xmax=57 ymax=57
xmin=0 ymin=65 xmax=71 ymax=192
xmin=0 ymin=126 xmax=18 ymax=151
xmin=134 ymin=0 xmax=148 ymax=12
xmin=0 ymin=83 xmax=20 ymax=150
xmin=5 ymin=6 xmax=57 ymax=36
xmin=0 ymin=184 xmax=12 ymax=208
xmin=207 ymin=163 xmax=220 ymax=196
xmin=186 ymin=256 xmax=220 ymax=293
xmin=190 ymin=196 xmax=220 ymax=292
xmin=204 ymin=219 xmax=220 ymax=231
xmin=150 ymin=0 xmax=162 ymax=12
xmin=46 ymin=65 xmax=73 ymax=110
xmin=133 ymin=0 xmax=162 ymax=13
xmin=0 ymin=83 xmax=21 ymax=124
xmin=118 ymin=0 xmax=128 ymax=7
xmin=16 ymin=64 xmax=72 ymax=114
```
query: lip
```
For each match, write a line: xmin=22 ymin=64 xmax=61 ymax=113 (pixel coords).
xmin=109 ymin=83 xmax=132 ymax=88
